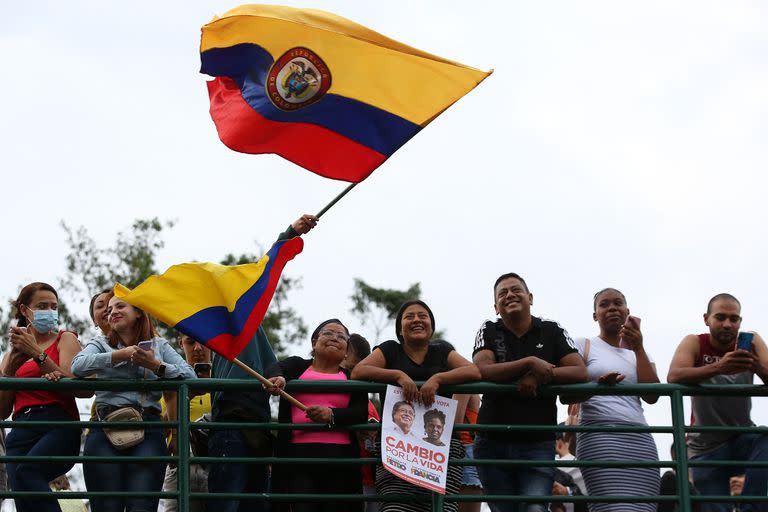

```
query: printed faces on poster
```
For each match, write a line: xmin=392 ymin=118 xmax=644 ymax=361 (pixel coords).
xmin=380 ymin=384 xmax=457 ymax=494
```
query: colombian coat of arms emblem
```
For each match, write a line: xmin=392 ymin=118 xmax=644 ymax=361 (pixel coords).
xmin=266 ymin=47 xmax=332 ymax=111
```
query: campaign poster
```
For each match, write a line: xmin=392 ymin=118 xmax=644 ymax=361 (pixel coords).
xmin=380 ymin=384 xmax=458 ymax=494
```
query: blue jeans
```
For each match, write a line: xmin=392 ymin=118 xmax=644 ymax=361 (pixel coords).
xmin=690 ymin=433 xmax=768 ymax=512
xmin=83 ymin=417 xmax=167 ymax=512
xmin=207 ymin=429 xmax=270 ymax=512
xmin=6 ymin=405 xmax=82 ymax=512
xmin=474 ymin=436 xmax=555 ymax=512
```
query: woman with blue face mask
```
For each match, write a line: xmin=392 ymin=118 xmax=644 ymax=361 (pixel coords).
xmin=0 ymin=282 xmax=87 ymax=512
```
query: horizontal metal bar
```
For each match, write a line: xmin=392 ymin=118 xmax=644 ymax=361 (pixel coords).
xmin=0 ymin=377 xmax=765 ymax=397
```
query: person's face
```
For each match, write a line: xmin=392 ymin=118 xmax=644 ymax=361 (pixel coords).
xmin=399 ymin=304 xmax=433 ymax=343
xmin=21 ymin=290 xmax=58 ymax=325
xmin=312 ymin=323 xmax=349 ymax=361
xmin=344 ymin=347 xmax=361 ymax=370
xmin=704 ymin=299 xmax=742 ymax=348
xmin=180 ymin=335 xmax=211 ymax=365
xmin=593 ymin=290 xmax=629 ymax=335
xmin=92 ymin=293 xmax=111 ymax=334
xmin=424 ymin=417 xmax=444 ymax=442
xmin=729 ymin=474 xmax=745 ymax=496
xmin=107 ymin=297 xmax=142 ymax=335
xmin=392 ymin=404 xmax=415 ymax=432
xmin=494 ymin=277 xmax=532 ymax=319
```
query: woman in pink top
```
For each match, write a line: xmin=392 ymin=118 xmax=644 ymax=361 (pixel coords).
xmin=266 ymin=319 xmax=367 ymax=512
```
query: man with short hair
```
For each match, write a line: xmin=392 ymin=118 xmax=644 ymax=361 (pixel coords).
xmin=668 ymin=293 xmax=768 ymax=512
xmin=472 ymin=272 xmax=587 ymax=512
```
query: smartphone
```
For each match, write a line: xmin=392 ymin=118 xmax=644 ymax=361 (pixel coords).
xmin=137 ymin=340 xmax=153 ymax=351
xmin=624 ymin=315 xmax=641 ymax=330
xmin=737 ymin=332 xmax=754 ymax=352
xmin=194 ymin=362 xmax=212 ymax=378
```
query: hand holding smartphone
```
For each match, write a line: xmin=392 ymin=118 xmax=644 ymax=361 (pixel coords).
xmin=737 ymin=332 xmax=754 ymax=352
xmin=624 ymin=315 xmax=641 ymax=330
xmin=137 ymin=340 xmax=153 ymax=351
xmin=194 ymin=362 xmax=212 ymax=378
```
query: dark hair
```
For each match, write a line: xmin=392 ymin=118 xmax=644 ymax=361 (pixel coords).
xmin=88 ymin=288 xmax=114 ymax=322
xmin=493 ymin=272 xmax=529 ymax=297
xmin=11 ymin=282 xmax=58 ymax=327
xmin=555 ymin=421 xmax=566 ymax=441
xmin=707 ymin=293 xmax=741 ymax=314
xmin=347 ymin=333 xmax=371 ymax=360
xmin=423 ymin=408 xmax=446 ymax=426
xmin=107 ymin=301 xmax=157 ymax=347
xmin=310 ymin=319 xmax=349 ymax=357
xmin=391 ymin=400 xmax=414 ymax=420
xmin=395 ymin=300 xmax=435 ymax=342
xmin=592 ymin=288 xmax=627 ymax=310
xmin=310 ymin=318 xmax=349 ymax=341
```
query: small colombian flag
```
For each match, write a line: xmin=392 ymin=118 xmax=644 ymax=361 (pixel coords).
xmin=114 ymin=237 xmax=303 ymax=360
xmin=200 ymin=4 xmax=492 ymax=183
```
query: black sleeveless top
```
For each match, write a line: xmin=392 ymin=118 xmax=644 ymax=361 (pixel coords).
xmin=374 ymin=339 xmax=455 ymax=404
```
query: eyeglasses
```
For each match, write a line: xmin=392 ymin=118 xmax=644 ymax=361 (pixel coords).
xmin=319 ymin=330 xmax=349 ymax=342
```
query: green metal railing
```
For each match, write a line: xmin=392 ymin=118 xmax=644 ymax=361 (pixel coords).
xmin=0 ymin=378 xmax=765 ymax=511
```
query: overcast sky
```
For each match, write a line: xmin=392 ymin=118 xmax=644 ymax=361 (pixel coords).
xmin=2 ymin=1 xmax=767 ymax=458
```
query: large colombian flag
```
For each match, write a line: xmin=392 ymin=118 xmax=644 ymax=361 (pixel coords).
xmin=201 ymin=5 xmax=492 ymax=183
xmin=114 ymin=237 xmax=303 ymax=360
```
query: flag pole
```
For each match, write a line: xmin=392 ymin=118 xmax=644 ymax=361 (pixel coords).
xmin=231 ymin=357 xmax=307 ymax=411
xmin=316 ymin=182 xmax=357 ymax=218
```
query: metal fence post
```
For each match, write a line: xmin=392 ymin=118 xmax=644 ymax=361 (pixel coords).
xmin=432 ymin=491 xmax=444 ymax=511
xmin=177 ymin=383 xmax=191 ymax=512
xmin=670 ymin=390 xmax=691 ymax=512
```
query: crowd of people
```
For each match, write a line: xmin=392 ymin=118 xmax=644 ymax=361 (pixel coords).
xmin=1 ymin=215 xmax=767 ymax=512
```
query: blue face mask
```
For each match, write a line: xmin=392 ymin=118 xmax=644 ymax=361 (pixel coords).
xmin=31 ymin=309 xmax=58 ymax=333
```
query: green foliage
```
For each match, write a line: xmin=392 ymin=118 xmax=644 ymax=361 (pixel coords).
xmin=349 ymin=279 xmax=422 ymax=342
xmin=58 ymin=218 xmax=176 ymax=339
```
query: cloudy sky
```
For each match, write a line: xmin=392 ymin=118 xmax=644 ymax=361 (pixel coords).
xmin=2 ymin=1 xmax=767 ymax=457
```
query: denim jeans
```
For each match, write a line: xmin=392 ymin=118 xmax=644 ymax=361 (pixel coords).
xmin=83 ymin=417 xmax=167 ymax=512
xmin=5 ymin=405 xmax=82 ymax=512
xmin=207 ymin=429 xmax=270 ymax=512
xmin=690 ymin=433 xmax=768 ymax=512
xmin=474 ymin=436 xmax=555 ymax=512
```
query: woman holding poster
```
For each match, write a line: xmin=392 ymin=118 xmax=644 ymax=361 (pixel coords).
xmin=265 ymin=319 xmax=367 ymax=512
xmin=352 ymin=300 xmax=481 ymax=512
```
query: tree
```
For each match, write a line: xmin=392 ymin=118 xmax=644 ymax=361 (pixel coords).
xmin=349 ymin=279 xmax=422 ymax=342
xmin=59 ymin=217 xmax=176 ymax=340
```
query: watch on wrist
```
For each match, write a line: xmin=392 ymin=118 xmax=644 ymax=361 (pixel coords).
xmin=156 ymin=363 xmax=167 ymax=378
xmin=36 ymin=352 xmax=48 ymax=365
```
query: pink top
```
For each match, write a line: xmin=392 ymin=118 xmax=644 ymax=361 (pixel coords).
xmin=290 ymin=367 xmax=351 ymax=444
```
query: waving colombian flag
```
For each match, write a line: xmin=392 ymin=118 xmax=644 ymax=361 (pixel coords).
xmin=201 ymin=5 xmax=492 ymax=183
xmin=114 ymin=237 xmax=303 ymax=360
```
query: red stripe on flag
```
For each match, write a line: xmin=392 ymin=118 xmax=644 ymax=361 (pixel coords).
xmin=205 ymin=237 xmax=303 ymax=360
xmin=207 ymin=77 xmax=387 ymax=183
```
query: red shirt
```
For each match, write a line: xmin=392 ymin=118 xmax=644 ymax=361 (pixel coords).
xmin=13 ymin=331 xmax=79 ymax=420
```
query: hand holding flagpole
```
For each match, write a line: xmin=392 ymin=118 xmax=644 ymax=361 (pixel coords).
xmin=231 ymin=358 xmax=307 ymax=411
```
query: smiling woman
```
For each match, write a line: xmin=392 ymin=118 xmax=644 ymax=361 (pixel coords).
xmin=70 ymin=296 xmax=196 ymax=512
xmin=265 ymin=318 xmax=367 ymax=512
xmin=351 ymin=300 xmax=481 ymax=512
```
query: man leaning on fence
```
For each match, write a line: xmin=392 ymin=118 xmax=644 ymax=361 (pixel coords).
xmin=472 ymin=272 xmax=587 ymax=512
xmin=667 ymin=293 xmax=768 ymax=512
